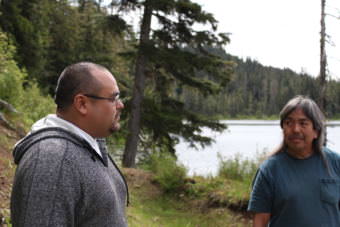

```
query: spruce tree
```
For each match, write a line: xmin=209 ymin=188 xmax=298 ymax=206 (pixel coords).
xmin=111 ymin=0 xmax=234 ymax=167
xmin=0 ymin=0 xmax=50 ymax=81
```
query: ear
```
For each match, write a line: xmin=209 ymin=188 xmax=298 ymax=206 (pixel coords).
xmin=73 ymin=94 xmax=88 ymax=115
xmin=313 ymin=129 xmax=319 ymax=139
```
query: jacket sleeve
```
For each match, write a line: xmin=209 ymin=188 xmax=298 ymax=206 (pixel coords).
xmin=11 ymin=140 xmax=82 ymax=227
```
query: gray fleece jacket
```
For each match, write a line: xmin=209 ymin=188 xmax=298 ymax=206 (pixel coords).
xmin=10 ymin=127 xmax=128 ymax=227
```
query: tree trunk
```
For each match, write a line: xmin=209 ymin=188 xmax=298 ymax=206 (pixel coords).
xmin=319 ymin=0 xmax=327 ymax=110
xmin=122 ymin=2 xmax=152 ymax=167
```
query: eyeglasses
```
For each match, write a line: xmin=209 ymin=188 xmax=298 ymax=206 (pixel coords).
xmin=84 ymin=93 xmax=121 ymax=104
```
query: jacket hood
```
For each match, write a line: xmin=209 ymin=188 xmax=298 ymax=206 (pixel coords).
xmin=30 ymin=114 xmax=63 ymax=132
xmin=14 ymin=114 xmax=102 ymax=161
xmin=13 ymin=127 xmax=94 ymax=165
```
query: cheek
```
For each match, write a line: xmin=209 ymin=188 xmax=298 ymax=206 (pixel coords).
xmin=282 ymin=131 xmax=290 ymax=144
xmin=92 ymin=105 xmax=113 ymax=120
xmin=283 ymin=128 xmax=290 ymax=137
xmin=104 ymin=105 xmax=115 ymax=120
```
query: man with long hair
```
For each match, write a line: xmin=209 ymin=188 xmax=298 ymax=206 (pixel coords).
xmin=248 ymin=95 xmax=340 ymax=227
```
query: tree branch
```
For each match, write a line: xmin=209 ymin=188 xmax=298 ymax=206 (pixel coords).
xmin=0 ymin=99 xmax=18 ymax=113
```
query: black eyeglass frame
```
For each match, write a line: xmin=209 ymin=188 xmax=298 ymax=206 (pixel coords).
xmin=84 ymin=93 xmax=120 ymax=103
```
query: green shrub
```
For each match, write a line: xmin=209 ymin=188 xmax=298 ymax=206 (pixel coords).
xmin=184 ymin=176 xmax=223 ymax=198
xmin=218 ymin=152 xmax=266 ymax=184
xmin=0 ymin=30 xmax=55 ymax=129
xmin=16 ymin=83 xmax=55 ymax=127
xmin=0 ymin=32 xmax=25 ymax=105
xmin=148 ymin=152 xmax=188 ymax=193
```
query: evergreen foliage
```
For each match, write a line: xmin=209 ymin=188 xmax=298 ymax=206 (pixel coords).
xmin=0 ymin=0 xmax=131 ymax=93
xmin=117 ymin=0 xmax=234 ymax=166
xmin=182 ymin=49 xmax=340 ymax=119
xmin=0 ymin=0 xmax=50 ymax=81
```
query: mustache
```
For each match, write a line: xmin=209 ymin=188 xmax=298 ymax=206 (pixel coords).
xmin=113 ymin=111 xmax=122 ymax=120
xmin=288 ymin=134 xmax=304 ymax=140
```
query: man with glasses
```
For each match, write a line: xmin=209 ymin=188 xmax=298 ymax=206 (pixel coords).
xmin=11 ymin=62 xmax=128 ymax=226
xmin=248 ymin=96 xmax=340 ymax=227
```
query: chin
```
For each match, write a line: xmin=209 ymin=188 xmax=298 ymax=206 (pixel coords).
xmin=288 ymin=146 xmax=305 ymax=153
xmin=110 ymin=124 xmax=120 ymax=133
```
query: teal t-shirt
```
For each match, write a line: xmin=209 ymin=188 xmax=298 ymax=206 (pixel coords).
xmin=248 ymin=147 xmax=340 ymax=227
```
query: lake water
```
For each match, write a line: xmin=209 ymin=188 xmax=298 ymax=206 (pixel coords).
xmin=175 ymin=120 xmax=340 ymax=177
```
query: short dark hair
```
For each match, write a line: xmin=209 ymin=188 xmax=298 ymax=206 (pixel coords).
xmin=54 ymin=62 xmax=107 ymax=110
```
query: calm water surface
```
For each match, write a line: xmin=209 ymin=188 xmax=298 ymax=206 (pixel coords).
xmin=175 ymin=120 xmax=340 ymax=177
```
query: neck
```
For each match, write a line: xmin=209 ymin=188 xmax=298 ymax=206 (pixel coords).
xmin=56 ymin=110 xmax=98 ymax=138
xmin=286 ymin=147 xmax=314 ymax=159
xmin=56 ymin=111 xmax=94 ymax=137
xmin=56 ymin=111 xmax=74 ymax=125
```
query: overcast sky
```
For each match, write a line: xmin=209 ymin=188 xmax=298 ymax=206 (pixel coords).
xmin=194 ymin=0 xmax=340 ymax=80
xmin=105 ymin=0 xmax=340 ymax=80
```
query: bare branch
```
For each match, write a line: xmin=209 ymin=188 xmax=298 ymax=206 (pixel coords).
xmin=0 ymin=99 xmax=18 ymax=113
xmin=0 ymin=112 xmax=15 ymax=131
xmin=325 ymin=13 xmax=340 ymax=19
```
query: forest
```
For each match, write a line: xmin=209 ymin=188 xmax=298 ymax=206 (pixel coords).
xmin=1 ymin=0 xmax=339 ymax=166
xmin=183 ymin=50 xmax=340 ymax=118
xmin=1 ymin=0 xmax=339 ymax=226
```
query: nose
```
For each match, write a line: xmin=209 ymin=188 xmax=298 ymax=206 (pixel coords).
xmin=116 ymin=99 xmax=124 ymax=109
xmin=292 ymin=122 xmax=301 ymax=132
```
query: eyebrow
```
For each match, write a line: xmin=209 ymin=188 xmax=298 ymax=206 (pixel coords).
xmin=285 ymin=117 xmax=310 ymax=122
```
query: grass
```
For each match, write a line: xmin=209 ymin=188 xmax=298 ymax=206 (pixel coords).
xmin=127 ymin=194 xmax=249 ymax=227
xmin=178 ymin=152 xmax=267 ymax=212
xmin=125 ymin=168 xmax=251 ymax=227
xmin=126 ymin=151 xmax=270 ymax=226
xmin=182 ymin=176 xmax=251 ymax=212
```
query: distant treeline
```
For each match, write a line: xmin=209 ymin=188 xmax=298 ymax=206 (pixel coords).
xmin=182 ymin=48 xmax=340 ymax=118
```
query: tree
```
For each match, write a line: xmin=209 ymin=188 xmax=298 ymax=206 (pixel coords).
xmin=111 ymin=0 xmax=234 ymax=167
xmin=121 ymin=1 xmax=152 ymax=167
xmin=0 ymin=0 xmax=50 ymax=81
xmin=0 ymin=0 xmax=131 ymax=93
xmin=319 ymin=0 xmax=327 ymax=110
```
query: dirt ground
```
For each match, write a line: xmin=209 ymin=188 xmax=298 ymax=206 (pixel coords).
xmin=0 ymin=126 xmax=17 ymax=225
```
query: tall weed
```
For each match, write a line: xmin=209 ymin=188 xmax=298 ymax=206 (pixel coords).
xmin=147 ymin=152 xmax=188 ymax=193
xmin=218 ymin=152 xmax=267 ymax=184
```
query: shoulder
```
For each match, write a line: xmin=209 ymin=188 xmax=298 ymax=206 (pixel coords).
xmin=323 ymin=147 xmax=340 ymax=160
xmin=323 ymin=147 xmax=340 ymax=172
xmin=21 ymin=137 xmax=74 ymax=169
xmin=18 ymin=130 xmax=90 ymax=167
xmin=255 ymin=152 xmax=286 ymax=181
xmin=260 ymin=152 xmax=286 ymax=171
xmin=36 ymin=136 xmax=94 ymax=168
xmin=29 ymin=133 xmax=81 ymax=155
